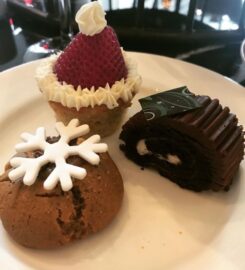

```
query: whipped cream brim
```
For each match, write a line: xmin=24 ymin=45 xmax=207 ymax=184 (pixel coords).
xmin=36 ymin=51 xmax=141 ymax=110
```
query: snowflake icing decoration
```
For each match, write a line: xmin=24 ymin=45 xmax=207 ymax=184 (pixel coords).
xmin=8 ymin=119 xmax=108 ymax=191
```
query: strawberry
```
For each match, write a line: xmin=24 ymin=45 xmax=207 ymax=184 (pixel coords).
xmin=54 ymin=26 xmax=127 ymax=89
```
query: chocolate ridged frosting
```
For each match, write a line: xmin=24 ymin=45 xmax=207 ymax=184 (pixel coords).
xmin=120 ymin=95 xmax=244 ymax=191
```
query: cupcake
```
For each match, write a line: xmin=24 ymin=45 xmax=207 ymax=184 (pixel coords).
xmin=120 ymin=91 xmax=244 ymax=192
xmin=36 ymin=1 xmax=141 ymax=137
xmin=0 ymin=119 xmax=124 ymax=249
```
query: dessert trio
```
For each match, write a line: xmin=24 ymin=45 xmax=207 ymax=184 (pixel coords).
xmin=0 ymin=2 xmax=244 ymax=249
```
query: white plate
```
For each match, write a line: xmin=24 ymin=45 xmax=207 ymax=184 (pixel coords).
xmin=0 ymin=52 xmax=245 ymax=270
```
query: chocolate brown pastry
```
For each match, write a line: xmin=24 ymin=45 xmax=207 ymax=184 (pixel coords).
xmin=0 ymin=137 xmax=123 ymax=249
xmin=120 ymin=95 xmax=244 ymax=191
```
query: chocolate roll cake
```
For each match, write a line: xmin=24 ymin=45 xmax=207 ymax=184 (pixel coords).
xmin=0 ymin=120 xmax=124 ymax=249
xmin=120 ymin=95 xmax=244 ymax=191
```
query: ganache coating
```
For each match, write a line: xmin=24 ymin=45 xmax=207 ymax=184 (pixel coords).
xmin=120 ymin=95 xmax=244 ymax=191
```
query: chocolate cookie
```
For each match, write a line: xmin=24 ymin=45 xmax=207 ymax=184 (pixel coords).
xmin=0 ymin=150 xmax=123 ymax=249
xmin=0 ymin=120 xmax=124 ymax=249
xmin=120 ymin=95 xmax=244 ymax=191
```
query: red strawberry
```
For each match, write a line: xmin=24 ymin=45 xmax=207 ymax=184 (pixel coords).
xmin=54 ymin=26 xmax=127 ymax=89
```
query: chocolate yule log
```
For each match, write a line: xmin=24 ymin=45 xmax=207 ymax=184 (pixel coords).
xmin=120 ymin=95 xmax=244 ymax=191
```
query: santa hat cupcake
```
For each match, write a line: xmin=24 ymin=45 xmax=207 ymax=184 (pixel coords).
xmin=36 ymin=1 xmax=141 ymax=137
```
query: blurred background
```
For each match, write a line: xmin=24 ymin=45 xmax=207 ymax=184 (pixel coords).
xmin=0 ymin=0 xmax=245 ymax=85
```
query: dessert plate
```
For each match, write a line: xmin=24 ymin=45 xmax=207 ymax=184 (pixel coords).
xmin=0 ymin=52 xmax=244 ymax=270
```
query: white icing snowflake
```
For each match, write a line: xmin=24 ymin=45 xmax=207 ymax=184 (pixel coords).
xmin=8 ymin=119 xmax=108 ymax=191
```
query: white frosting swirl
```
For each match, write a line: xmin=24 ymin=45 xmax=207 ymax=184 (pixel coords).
xmin=75 ymin=1 xmax=107 ymax=36
xmin=36 ymin=51 xmax=141 ymax=110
